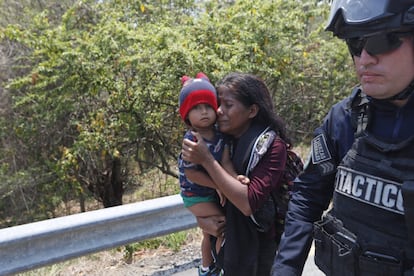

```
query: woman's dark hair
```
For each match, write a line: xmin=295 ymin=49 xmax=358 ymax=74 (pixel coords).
xmin=216 ymin=72 xmax=292 ymax=148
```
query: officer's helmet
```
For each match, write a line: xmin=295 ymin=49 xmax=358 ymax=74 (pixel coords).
xmin=326 ymin=0 xmax=414 ymax=38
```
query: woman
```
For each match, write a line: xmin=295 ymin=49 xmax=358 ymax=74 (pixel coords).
xmin=182 ymin=72 xmax=292 ymax=276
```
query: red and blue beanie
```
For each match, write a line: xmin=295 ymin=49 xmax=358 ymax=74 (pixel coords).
xmin=179 ymin=72 xmax=218 ymax=121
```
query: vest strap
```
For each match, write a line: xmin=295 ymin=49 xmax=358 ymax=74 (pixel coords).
xmin=402 ymin=181 xmax=414 ymax=243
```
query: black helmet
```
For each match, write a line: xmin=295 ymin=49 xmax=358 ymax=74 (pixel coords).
xmin=326 ymin=0 xmax=414 ymax=38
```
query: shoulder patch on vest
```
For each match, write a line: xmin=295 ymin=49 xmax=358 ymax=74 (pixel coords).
xmin=311 ymin=134 xmax=332 ymax=164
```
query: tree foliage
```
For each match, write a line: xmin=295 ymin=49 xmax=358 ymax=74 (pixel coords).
xmin=0 ymin=0 xmax=356 ymax=226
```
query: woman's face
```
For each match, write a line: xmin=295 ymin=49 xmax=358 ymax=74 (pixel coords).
xmin=217 ymin=86 xmax=255 ymax=138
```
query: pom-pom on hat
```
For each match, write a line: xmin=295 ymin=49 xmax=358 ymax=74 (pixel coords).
xmin=179 ymin=72 xmax=218 ymax=121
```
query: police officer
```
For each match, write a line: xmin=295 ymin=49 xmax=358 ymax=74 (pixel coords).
xmin=272 ymin=0 xmax=414 ymax=275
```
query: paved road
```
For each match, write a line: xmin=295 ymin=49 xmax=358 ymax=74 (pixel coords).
xmin=173 ymin=244 xmax=324 ymax=276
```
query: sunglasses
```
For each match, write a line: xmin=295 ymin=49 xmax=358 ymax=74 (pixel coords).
xmin=346 ymin=32 xmax=412 ymax=57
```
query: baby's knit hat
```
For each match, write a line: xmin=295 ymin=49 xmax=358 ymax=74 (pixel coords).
xmin=179 ymin=72 xmax=218 ymax=121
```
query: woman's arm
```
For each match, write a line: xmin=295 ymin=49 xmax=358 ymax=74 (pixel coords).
xmin=185 ymin=168 xmax=226 ymax=206
xmin=185 ymin=145 xmax=245 ymax=189
xmin=184 ymin=168 xmax=218 ymax=189
xmin=182 ymin=132 xmax=252 ymax=215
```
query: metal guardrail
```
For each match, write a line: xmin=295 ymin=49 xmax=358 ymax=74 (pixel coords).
xmin=0 ymin=194 xmax=197 ymax=276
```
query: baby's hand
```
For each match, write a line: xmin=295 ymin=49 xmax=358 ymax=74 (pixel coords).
xmin=237 ymin=175 xmax=250 ymax=185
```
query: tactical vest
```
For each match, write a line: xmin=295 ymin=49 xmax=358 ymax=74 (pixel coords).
xmin=333 ymin=133 xmax=414 ymax=259
xmin=334 ymin=97 xmax=414 ymax=275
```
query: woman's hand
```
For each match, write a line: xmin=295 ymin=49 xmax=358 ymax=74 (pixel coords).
xmin=197 ymin=215 xmax=226 ymax=237
xmin=181 ymin=131 xmax=213 ymax=166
